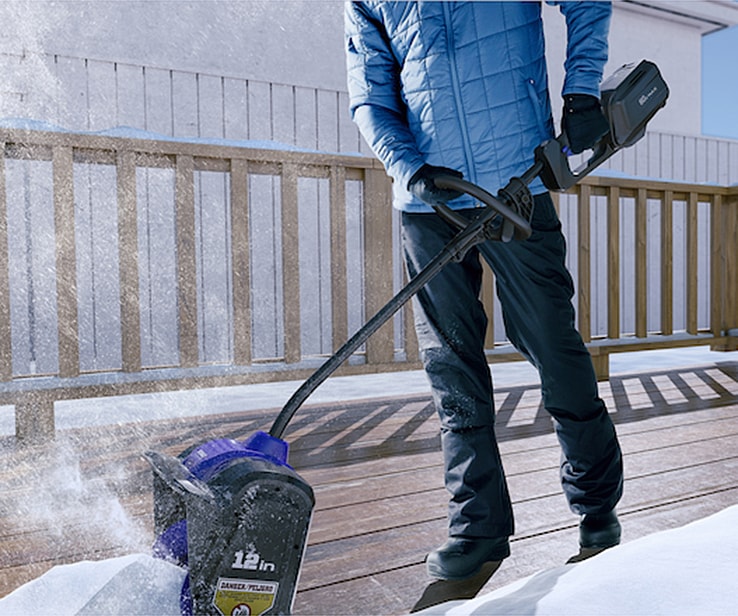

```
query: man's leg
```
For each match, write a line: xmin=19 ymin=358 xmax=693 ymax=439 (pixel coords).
xmin=480 ymin=193 xmax=623 ymax=517
xmin=401 ymin=211 xmax=514 ymax=546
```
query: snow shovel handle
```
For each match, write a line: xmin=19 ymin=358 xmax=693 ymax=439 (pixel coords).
xmin=432 ymin=175 xmax=533 ymax=241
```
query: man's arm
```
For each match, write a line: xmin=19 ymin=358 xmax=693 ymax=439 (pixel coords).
xmin=351 ymin=105 xmax=426 ymax=192
xmin=344 ymin=2 xmax=425 ymax=189
xmin=555 ymin=1 xmax=612 ymax=97
xmin=554 ymin=1 xmax=612 ymax=153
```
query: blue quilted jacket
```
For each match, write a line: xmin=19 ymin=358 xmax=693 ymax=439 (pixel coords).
xmin=345 ymin=1 xmax=612 ymax=211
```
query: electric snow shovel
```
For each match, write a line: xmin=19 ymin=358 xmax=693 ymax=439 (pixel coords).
xmin=145 ymin=59 xmax=668 ymax=616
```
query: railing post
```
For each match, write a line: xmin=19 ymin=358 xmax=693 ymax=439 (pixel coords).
xmin=635 ymin=187 xmax=648 ymax=338
xmin=589 ymin=346 xmax=609 ymax=382
xmin=711 ymin=187 xmax=738 ymax=351
xmin=363 ymin=166 xmax=394 ymax=365
xmin=15 ymin=393 xmax=55 ymax=442
xmin=54 ymin=145 xmax=80 ymax=379
xmin=710 ymin=192 xmax=723 ymax=343
xmin=175 ymin=154 xmax=199 ymax=368
xmin=0 ymin=141 xmax=11 ymax=381
xmin=660 ymin=190 xmax=674 ymax=336
xmin=404 ymin=264 xmax=420 ymax=363
xmin=329 ymin=165 xmax=349 ymax=354
xmin=728 ymin=187 xmax=738 ymax=349
xmin=607 ymin=186 xmax=620 ymax=340
xmin=482 ymin=261 xmax=496 ymax=351
xmin=281 ymin=163 xmax=301 ymax=364
xmin=686 ymin=192 xmax=699 ymax=335
xmin=117 ymin=150 xmax=142 ymax=372
xmin=577 ymin=184 xmax=591 ymax=343
xmin=231 ymin=158 xmax=252 ymax=365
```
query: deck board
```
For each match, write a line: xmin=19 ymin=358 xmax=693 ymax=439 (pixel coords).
xmin=1 ymin=360 xmax=737 ymax=615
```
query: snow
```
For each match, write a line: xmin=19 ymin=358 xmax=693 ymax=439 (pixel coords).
xmin=418 ymin=505 xmax=738 ymax=615
xmin=0 ymin=116 xmax=362 ymax=156
xmin=0 ymin=554 xmax=184 ymax=615
xmin=1 ymin=505 xmax=737 ymax=615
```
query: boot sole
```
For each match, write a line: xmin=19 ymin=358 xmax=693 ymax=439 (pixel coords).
xmin=410 ymin=560 xmax=502 ymax=612
xmin=566 ymin=544 xmax=616 ymax=564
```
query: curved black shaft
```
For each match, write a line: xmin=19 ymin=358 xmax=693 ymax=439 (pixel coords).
xmin=269 ymin=180 xmax=529 ymax=439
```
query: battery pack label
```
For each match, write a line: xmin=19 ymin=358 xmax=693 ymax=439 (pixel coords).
xmin=212 ymin=578 xmax=278 ymax=616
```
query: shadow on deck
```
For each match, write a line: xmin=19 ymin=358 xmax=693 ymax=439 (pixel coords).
xmin=1 ymin=360 xmax=737 ymax=614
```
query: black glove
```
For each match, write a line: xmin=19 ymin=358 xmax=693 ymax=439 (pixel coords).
xmin=407 ymin=164 xmax=464 ymax=207
xmin=561 ymin=94 xmax=609 ymax=154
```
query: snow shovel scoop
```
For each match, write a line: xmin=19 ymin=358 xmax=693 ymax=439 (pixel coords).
xmin=144 ymin=59 xmax=668 ymax=616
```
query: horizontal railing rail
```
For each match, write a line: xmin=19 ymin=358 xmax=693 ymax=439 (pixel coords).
xmin=1 ymin=126 xmax=736 ymax=441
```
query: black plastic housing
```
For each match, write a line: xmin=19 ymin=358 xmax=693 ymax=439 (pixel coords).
xmin=536 ymin=59 xmax=669 ymax=192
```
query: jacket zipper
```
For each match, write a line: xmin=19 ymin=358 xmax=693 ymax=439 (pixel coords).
xmin=442 ymin=2 xmax=477 ymax=186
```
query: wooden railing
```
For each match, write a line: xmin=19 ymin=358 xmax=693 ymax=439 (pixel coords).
xmin=549 ymin=176 xmax=738 ymax=378
xmin=1 ymin=126 xmax=736 ymax=441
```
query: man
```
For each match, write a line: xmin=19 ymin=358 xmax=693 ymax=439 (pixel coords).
xmin=345 ymin=0 xmax=623 ymax=589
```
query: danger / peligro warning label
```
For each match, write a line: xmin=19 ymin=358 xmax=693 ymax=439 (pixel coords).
xmin=212 ymin=578 xmax=278 ymax=616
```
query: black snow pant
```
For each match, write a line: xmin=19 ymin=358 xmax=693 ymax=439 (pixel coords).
xmin=401 ymin=192 xmax=623 ymax=540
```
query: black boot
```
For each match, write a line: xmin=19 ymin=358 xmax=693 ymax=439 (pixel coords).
xmin=411 ymin=537 xmax=508 ymax=613
xmin=580 ymin=510 xmax=621 ymax=549
xmin=568 ymin=510 xmax=621 ymax=563
xmin=426 ymin=536 xmax=509 ymax=580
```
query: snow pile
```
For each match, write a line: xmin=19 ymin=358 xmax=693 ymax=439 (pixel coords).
xmin=2 ymin=505 xmax=737 ymax=615
xmin=419 ymin=504 xmax=738 ymax=615
xmin=0 ymin=554 xmax=184 ymax=616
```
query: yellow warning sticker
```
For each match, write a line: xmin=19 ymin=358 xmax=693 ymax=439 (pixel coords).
xmin=212 ymin=578 xmax=278 ymax=616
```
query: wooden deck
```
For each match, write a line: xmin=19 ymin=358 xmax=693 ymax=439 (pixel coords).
xmin=1 ymin=359 xmax=738 ymax=614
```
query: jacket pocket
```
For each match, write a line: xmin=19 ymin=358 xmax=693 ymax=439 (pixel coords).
xmin=525 ymin=78 xmax=549 ymax=140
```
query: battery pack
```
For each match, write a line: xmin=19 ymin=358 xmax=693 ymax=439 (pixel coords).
xmin=600 ymin=59 xmax=670 ymax=148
